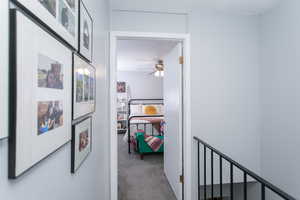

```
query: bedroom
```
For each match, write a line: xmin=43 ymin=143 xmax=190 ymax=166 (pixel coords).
xmin=115 ymin=38 xmax=184 ymax=200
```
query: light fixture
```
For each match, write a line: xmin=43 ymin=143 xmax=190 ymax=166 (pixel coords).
xmin=154 ymin=71 xmax=160 ymax=77
xmin=154 ymin=70 xmax=164 ymax=77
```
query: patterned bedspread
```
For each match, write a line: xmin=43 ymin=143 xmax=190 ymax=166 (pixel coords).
xmin=123 ymin=117 xmax=164 ymax=143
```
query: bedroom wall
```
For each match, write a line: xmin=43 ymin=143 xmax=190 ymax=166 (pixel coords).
xmin=0 ymin=1 xmax=110 ymax=200
xmin=117 ymin=71 xmax=163 ymax=99
xmin=260 ymin=1 xmax=300 ymax=199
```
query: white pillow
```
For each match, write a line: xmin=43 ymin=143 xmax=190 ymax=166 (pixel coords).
xmin=130 ymin=104 xmax=142 ymax=115
xmin=159 ymin=105 xmax=164 ymax=114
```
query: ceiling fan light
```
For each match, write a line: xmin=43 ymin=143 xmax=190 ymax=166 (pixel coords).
xmin=154 ymin=71 xmax=160 ymax=77
xmin=161 ymin=71 xmax=164 ymax=77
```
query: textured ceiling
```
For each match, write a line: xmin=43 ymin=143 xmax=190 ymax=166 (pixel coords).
xmin=117 ymin=39 xmax=178 ymax=72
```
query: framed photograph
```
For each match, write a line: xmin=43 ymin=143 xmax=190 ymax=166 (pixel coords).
xmin=9 ymin=10 xmax=72 ymax=178
xmin=73 ymin=54 xmax=96 ymax=120
xmin=0 ymin=0 xmax=9 ymax=139
xmin=117 ymin=82 xmax=126 ymax=93
xmin=71 ymin=116 xmax=92 ymax=173
xmin=79 ymin=0 xmax=93 ymax=61
xmin=12 ymin=0 xmax=79 ymax=49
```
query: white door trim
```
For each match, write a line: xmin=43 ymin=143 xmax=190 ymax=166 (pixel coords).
xmin=109 ymin=31 xmax=191 ymax=200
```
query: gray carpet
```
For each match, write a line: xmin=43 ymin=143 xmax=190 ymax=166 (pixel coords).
xmin=118 ymin=134 xmax=177 ymax=200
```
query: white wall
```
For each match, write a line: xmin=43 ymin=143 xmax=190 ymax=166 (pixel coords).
xmin=163 ymin=43 xmax=182 ymax=199
xmin=111 ymin=7 xmax=262 ymax=200
xmin=0 ymin=1 xmax=110 ymax=200
xmin=190 ymin=10 xmax=262 ymax=172
xmin=111 ymin=10 xmax=188 ymax=34
xmin=117 ymin=71 xmax=163 ymax=99
xmin=111 ymin=6 xmax=262 ymax=200
xmin=188 ymin=11 xmax=262 ymax=200
xmin=261 ymin=1 xmax=300 ymax=199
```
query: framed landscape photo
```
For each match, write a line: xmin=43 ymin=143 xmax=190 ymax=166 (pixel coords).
xmin=71 ymin=116 xmax=92 ymax=173
xmin=0 ymin=0 xmax=9 ymax=139
xmin=79 ymin=0 xmax=93 ymax=61
xmin=9 ymin=10 xmax=72 ymax=178
xmin=12 ymin=0 xmax=79 ymax=49
xmin=73 ymin=54 xmax=96 ymax=120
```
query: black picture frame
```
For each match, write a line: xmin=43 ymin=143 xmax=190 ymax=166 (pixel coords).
xmin=9 ymin=9 xmax=72 ymax=179
xmin=71 ymin=116 xmax=92 ymax=173
xmin=72 ymin=53 xmax=96 ymax=121
xmin=78 ymin=0 xmax=93 ymax=62
xmin=11 ymin=0 xmax=79 ymax=50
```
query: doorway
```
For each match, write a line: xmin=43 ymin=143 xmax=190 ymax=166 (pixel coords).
xmin=110 ymin=32 xmax=191 ymax=200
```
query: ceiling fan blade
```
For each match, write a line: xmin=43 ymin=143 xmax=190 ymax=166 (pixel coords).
xmin=148 ymin=71 xmax=156 ymax=75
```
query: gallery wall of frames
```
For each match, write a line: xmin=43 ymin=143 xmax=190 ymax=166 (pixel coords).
xmin=0 ymin=0 xmax=95 ymax=179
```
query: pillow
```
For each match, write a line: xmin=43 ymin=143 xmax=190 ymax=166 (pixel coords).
xmin=142 ymin=105 xmax=158 ymax=115
xmin=159 ymin=105 xmax=164 ymax=114
xmin=130 ymin=104 xmax=142 ymax=115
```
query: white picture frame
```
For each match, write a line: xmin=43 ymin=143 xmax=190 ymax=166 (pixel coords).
xmin=79 ymin=0 xmax=93 ymax=62
xmin=72 ymin=53 xmax=96 ymax=120
xmin=71 ymin=116 xmax=92 ymax=173
xmin=9 ymin=10 xmax=72 ymax=178
xmin=13 ymin=0 xmax=79 ymax=49
xmin=0 ymin=0 xmax=9 ymax=140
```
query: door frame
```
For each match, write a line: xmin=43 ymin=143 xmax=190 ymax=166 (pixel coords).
xmin=109 ymin=31 xmax=191 ymax=200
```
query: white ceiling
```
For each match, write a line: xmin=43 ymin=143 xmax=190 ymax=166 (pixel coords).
xmin=117 ymin=39 xmax=178 ymax=72
xmin=111 ymin=0 xmax=282 ymax=15
xmin=209 ymin=0 xmax=282 ymax=15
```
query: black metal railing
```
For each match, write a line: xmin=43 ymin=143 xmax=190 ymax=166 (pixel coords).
xmin=194 ymin=136 xmax=296 ymax=200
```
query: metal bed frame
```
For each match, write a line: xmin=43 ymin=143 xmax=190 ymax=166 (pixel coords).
xmin=127 ymin=99 xmax=164 ymax=154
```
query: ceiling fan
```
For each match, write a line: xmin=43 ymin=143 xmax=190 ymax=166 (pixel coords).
xmin=149 ymin=60 xmax=164 ymax=77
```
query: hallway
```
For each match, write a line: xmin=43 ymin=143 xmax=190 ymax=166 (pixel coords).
xmin=118 ymin=134 xmax=177 ymax=200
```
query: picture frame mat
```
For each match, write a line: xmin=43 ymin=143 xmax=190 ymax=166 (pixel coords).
xmin=9 ymin=10 xmax=72 ymax=178
xmin=79 ymin=0 xmax=93 ymax=62
xmin=72 ymin=53 xmax=96 ymax=120
xmin=71 ymin=116 xmax=92 ymax=173
xmin=12 ymin=0 xmax=79 ymax=49
xmin=0 ymin=0 xmax=9 ymax=139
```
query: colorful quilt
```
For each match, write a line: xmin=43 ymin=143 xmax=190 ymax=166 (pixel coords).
xmin=144 ymin=134 xmax=164 ymax=152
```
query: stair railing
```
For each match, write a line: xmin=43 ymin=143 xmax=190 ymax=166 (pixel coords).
xmin=194 ymin=136 xmax=296 ymax=200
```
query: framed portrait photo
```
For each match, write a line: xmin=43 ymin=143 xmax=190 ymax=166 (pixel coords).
xmin=9 ymin=10 xmax=72 ymax=178
xmin=71 ymin=116 xmax=92 ymax=173
xmin=79 ymin=0 xmax=93 ymax=62
xmin=12 ymin=0 xmax=79 ymax=49
xmin=117 ymin=82 xmax=126 ymax=93
xmin=0 ymin=0 xmax=9 ymax=140
xmin=73 ymin=54 xmax=96 ymax=120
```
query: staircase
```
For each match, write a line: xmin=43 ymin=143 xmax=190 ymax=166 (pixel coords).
xmin=194 ymin=136 xmax=296 ymax=200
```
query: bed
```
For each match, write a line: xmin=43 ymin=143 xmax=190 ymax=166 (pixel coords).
xmin=125 ymin=99 xmax=164 ymax=159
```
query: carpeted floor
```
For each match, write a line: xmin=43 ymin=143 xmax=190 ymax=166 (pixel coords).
xmin=118 ymin=134 xmax=177 ymax=200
